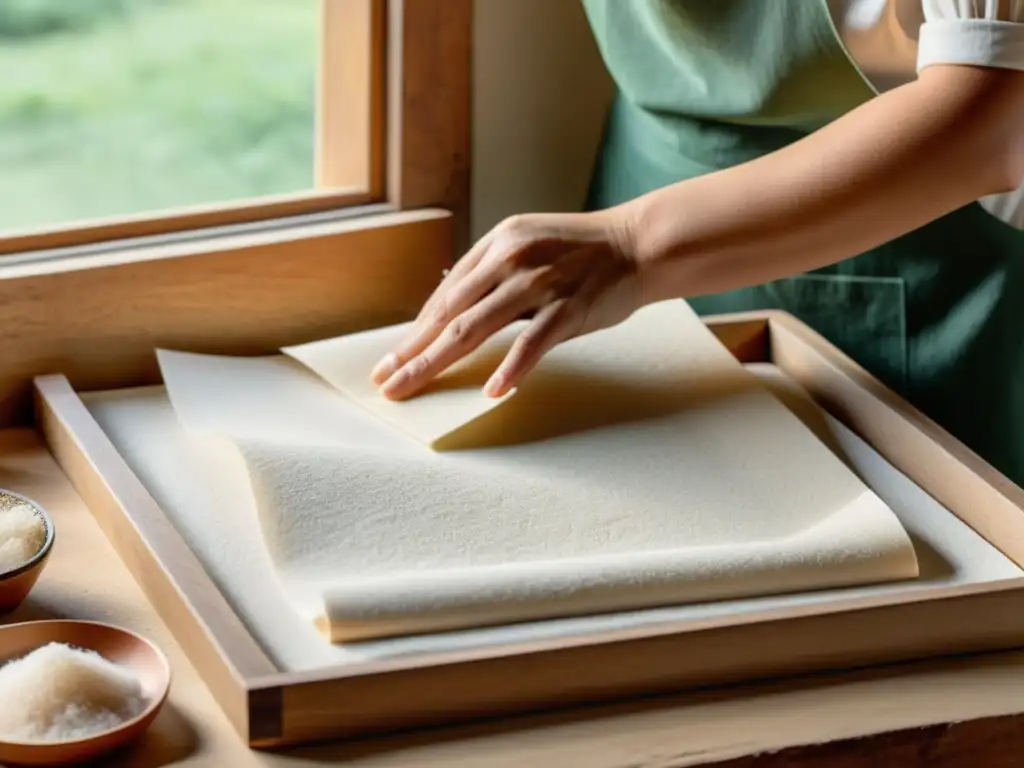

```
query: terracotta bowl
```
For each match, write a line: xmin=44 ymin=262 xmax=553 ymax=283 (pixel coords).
xmin=0 ymin=620 xmax=171 ymax=766
xmin=0 ymin=491 xmax=55 ymax=614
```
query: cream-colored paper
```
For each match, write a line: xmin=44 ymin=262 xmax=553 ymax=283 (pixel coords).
xmin=156 ymin=300 xmax=920 ymax=641
xmin=84 ymin=367 xmax=1018 ymax=670
xmin=281 ymin=323 xmax=518 ymax=447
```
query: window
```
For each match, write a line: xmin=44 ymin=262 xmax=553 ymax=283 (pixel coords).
xmin=0 ymin=0 xmax=470 ymax=255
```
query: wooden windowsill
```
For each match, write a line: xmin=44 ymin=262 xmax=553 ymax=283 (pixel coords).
xmin=0 ymin=208 xmax=455 ymax=427
xmin=0 ymin=189 xmax=375 ymax=259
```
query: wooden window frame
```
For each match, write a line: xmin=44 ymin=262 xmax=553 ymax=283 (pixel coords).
xmin=0 ymin=0 xmax=471 ymax=257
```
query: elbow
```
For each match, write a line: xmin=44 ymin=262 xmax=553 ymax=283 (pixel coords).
xmin=1001 ymin=133 xmax=1024 ymax=195
xmin=970 ymin=73 xmax=1024 ymax=196
xmin=1000 ymin=71 xmax=1024 ymax=193
xmin=920 ymin=66 xmax=1024 ymax=196
xmin=992 ymin=94 xmax=1024 ymax=193
xmin=976 ymin=72 xmax=1024 ymax=195
xmin=988 ymin=145 xmax=1023 ymax=197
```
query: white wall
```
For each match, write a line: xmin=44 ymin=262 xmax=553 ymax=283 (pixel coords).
xmin=470 ymin=0 xmax=614 ymax=241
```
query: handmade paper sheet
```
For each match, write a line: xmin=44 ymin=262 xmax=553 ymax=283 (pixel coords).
xmin=86 ymin=363 xmax=1018 ymax=670
xmin=156 ymin=300 xmax=920 ymax=640
xmin=281 ymin=323 xmax=519 ymax=448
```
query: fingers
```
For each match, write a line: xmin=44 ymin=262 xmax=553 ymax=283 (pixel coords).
xmin=370 ymin=234 xmax=494 ymax=385
xmin=370 ymin=214 xmax=619 ymax=400
xmin=483 ymin=266 xmax=613 ymax=397
xmin=482 ymin=299 xmax=575 ymax=398
xmin=416 ymin=229 xmax=494 ymax=325
xmin=371 ymin=264 xmax=498 ymax=385
xmin=379 ymin=271 xmax=548 ymax=400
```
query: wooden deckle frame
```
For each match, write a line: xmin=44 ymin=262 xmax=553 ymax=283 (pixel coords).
xmin=31 ymin=311 xmax=1024 ymax=748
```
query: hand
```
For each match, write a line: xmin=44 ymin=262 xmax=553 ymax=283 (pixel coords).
xmin=371 ymin=209 xmax=643 ymax=400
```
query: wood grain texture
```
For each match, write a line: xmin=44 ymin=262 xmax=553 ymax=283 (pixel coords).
xmin=388 ymin=0 xmax=473 ymax=250
xmin=0 ymin=209 xmax=453 ymax=427
xmin=316 ymin=0 xmax=386 ymax=195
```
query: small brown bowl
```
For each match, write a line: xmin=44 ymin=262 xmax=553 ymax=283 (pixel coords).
xmin=0 ymin=620 xmax=171 ymax=766
xmin=0 ymin=491 xmax=55 ymax=614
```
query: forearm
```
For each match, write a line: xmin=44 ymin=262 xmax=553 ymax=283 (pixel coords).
xmin=621 ymin=66 xmax=1024 ymax=304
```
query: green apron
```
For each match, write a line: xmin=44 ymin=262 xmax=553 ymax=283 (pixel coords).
xmin=581 ymin=0 xmax=1024 ymax=486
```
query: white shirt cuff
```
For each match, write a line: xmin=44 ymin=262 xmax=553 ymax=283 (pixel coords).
xmin=918 ymin=19 xmax=1024 ymax=72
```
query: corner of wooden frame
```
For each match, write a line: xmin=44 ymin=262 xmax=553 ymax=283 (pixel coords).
xmin=247 ymin=682 xmax=286 ymax=747
xmin=703 ymin=311 xmax=772 ymax=364
xmin=31 ymin=373 xmax=272 ymax=740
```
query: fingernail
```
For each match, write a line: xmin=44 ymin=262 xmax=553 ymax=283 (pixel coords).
xmin=371 ymin=353 xmax=398 ymax=385
xmin=380 ymin=367 xmax=407 ymax=400
xmin=483 ymin=373 xmax=504 ymax=398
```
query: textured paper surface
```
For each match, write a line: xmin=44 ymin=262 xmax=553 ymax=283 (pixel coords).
xmin=83 ymin=366 xmax=1020 ymax=671
xmin=156 ymin=300 xmax=920 ymax=640
xmin=281 ymin=323 xmax=518 ymax=447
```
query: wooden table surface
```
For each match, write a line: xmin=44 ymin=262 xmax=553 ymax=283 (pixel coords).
xmin=4 ymin=425 xmax=1024 ymax=767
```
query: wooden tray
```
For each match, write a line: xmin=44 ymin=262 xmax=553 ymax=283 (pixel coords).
xmin=31 ymin=310 xmax=1024 ymax=749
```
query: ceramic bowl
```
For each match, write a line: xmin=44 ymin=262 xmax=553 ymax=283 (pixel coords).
xmin=0 ymin=620 xmax=172 ymax=766
xmin=0 ymin=491 xmax=55 ymax=614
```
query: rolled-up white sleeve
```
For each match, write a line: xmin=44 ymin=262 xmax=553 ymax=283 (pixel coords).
xmin=918 ymin=0 xmax=1024 ymax=72
xmin=917 ymin=2 xmax=1024 ymax=229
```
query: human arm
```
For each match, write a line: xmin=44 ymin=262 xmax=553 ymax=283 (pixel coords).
xmin=372 ymin=12 xmax=1024 ymax=401
xmin=629 ymin=63 xmax=1024 ymax=306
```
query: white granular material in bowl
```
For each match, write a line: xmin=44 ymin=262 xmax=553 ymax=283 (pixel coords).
xmin=0 ymin=503 xmax=47 ymax=573
xmin=0 ymin=642 xmax=146 ymax=743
